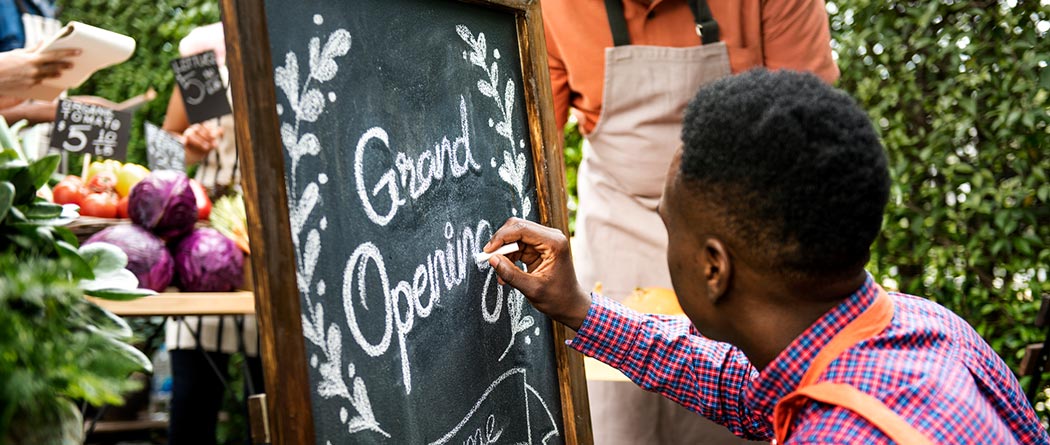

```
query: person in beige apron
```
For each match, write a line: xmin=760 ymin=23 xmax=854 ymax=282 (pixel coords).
xmin=160 ymin=23 xmax=259 ymax=445
xmin=575 ymin=1 xmax=759 ymax=443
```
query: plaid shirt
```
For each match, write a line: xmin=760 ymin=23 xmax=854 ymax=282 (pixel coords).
xmin=568 ymin=275 xmax=1049 ymax=444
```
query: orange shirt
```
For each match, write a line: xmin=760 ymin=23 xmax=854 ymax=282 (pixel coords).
xmin=542 ymin=0 xmax=840 ymax=133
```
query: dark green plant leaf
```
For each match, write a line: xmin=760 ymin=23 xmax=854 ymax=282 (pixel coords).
xmin=0 ymin=180 xmax=13 ymax=222
xmin=56 ymin=240 xmax=94 ymax=280
xmin=22 ymin=201 xmax=63 ymax=219
xmin=76 ymin=299 xmax=134 ymax=339
xmin=103 ymin=336 xmax=154 ymax=374
xmin=84 ymin=287 xmax=156 ymax=301
xmin=53 ymin=226 xmax=79 ymax=246
xmin=27 ymin=154 xmax=61 ymax=190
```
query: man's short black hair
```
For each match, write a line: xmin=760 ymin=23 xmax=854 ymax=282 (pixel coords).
xmin=679 ymin=69 xmax=890 ymax=280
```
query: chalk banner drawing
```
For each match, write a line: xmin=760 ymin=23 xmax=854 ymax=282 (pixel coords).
xmin=264 ymin=0 xmax=564 ymax=443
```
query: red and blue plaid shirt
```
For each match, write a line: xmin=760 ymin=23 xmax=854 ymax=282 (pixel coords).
xmin=568 ymin=275 xmax=1049 ymax=444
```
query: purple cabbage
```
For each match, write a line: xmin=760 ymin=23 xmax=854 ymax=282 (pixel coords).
xmin=172 ymin=228 xmax=244 ymax=292
xmin=85 ymin=224 xmax=174 ymax=292
xmin=129 ymin=170 xmax=198 ymax=239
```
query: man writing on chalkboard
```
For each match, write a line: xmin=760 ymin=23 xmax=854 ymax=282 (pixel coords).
xmin=542 ymin=0 xmax=837 ymax=442
xmin=482 ymin=70 xmax=1048 ymax=444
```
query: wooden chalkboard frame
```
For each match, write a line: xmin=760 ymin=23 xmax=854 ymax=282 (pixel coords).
xmin=220 ymin=0 xmax=593 ymax=443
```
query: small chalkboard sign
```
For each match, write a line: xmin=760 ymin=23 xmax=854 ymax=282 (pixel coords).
xmin=144 ymin=122 xmax=186 ymax=172
xmin=171 ymin=50 xmax=232 ymax=124
xmin=222 ymin=0 xmax=591 ymax=444
xmin=50 ymin=99 xmax=131 ymax=161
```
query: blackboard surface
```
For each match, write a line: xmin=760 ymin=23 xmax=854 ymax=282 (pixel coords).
xmin=263 ymin=1 xmax=564 ymax=443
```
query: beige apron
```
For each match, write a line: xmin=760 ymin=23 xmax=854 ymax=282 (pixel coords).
xmin=575 ymin=43 xmax=730 ymax=299
xmin=576 ymin=4 xmax=760 ymax=443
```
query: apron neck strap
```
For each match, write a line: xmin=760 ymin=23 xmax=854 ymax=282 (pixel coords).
xmin=687 ymin=0 xmax=720 ymax=45
xmin=773 ymin=287 xmax=899 ymax=443
xmin=603 ymin=0 xmax=721 ymax=47
xmin=603 ymin=0 xmax=631 ymax=47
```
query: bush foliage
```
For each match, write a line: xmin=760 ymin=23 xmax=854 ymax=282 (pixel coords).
xmin=828 ymin=0 xmax=1049 ymax=408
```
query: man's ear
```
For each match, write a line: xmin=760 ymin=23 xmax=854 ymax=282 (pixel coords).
xmin=701 ymin=238 xmax=731 ymax=303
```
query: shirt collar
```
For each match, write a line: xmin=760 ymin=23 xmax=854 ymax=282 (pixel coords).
xmin=745 ymin=274 xmax=881 ymax=420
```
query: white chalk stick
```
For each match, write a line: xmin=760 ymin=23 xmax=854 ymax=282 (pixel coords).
xmin=475 ymin=243 xmax=520 ymax=263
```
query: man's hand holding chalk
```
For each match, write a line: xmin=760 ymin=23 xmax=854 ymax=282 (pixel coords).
xmin=474 ymin=242 xmax=520 ymax=263
xmin=482 ymin=218 xmax=592 ymax=331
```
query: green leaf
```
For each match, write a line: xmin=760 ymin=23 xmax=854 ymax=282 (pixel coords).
xmin=77 ymin=299 xmax=133 ymax=339
xmin=22 ymin=201 xmax=63 ymax=219
xmin=84 ymin=287 xmax=155 ymax=301
xmin=56 ymin=240 xmax=94 ymax=280
xmin=78 ymin=242 xmax=128 ymax=275
xmin=53 ymin=226 xmax=79 ymax=246
xmin=0 ymin=156 xmax=27 ymax=179
xmin=1014 ymin=238 xmax=1033 ymax=256
xmin=27 ymin=154 xmax=60 ymax=190
xmin=992 ymin=238 xmax=1007 ymax=256
xmin=0 ymin=180 xmax=13 ymax=222
xmin=994 ymin=211 xmax=1008 ymax=229
xmin=102 ymin=335 xmax=153 ymax=374
xmin=0 ymin=162 xmax=33 ymax=203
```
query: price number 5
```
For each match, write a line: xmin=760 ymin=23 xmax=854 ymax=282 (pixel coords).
xmin=62 ymin=124 xmax=93 ymax=153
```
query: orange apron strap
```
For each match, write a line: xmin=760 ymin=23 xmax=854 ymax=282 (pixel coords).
xmin=775 ymin=383 xmax=934 ymax=445
xmin=796 ymin=288 xmax=894 ymax=389
xmin=773 ymin=287 xmax=902 ymax=443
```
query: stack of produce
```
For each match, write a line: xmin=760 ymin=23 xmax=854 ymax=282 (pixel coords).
xmin=51 ymin=160 xmax=150 ymax=218
xmin=81 ymin=170 xmax=243 ymax=293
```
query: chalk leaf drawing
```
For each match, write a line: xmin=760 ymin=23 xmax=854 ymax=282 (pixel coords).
xmin=457 ymin=25 xmax=531 ymax=219
xmin=276 ymin=20 xmax=388 ymax=438
xmin=457 ymin=25 xmax=539 ymax=362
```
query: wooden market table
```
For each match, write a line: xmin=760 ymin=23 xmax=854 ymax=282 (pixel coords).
xmin=87 ymin=291 xmax=256 ymax=316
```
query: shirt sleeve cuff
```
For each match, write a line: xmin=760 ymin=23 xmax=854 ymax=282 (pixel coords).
xmin=566 ymin=293 xmax=647 ymax=369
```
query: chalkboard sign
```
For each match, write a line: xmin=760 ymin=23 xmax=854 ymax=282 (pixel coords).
xmin=171 ymin=50 xmax=233 ymax=124
xmin=50 ymin=99 xmax=131 ymax=161
xmin=144 ymin=122 xmax=186 ymax=172
xmin=221 ymin=0 xmax=591 ymax=444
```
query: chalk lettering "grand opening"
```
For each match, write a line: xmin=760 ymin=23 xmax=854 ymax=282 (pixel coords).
xmin=343 ymin=95 xmax=517 ymax=394
xmin=355 ymin=96 xmax=482 ymax=227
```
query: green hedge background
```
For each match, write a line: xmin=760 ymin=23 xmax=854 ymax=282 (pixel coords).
xmin=59 ymin=0 xmax=1049 ymax=434
xmin=60 ymin=0 xmax=221 ymax=166
xmin=833 ymin=0 xmax=1049 ymax=418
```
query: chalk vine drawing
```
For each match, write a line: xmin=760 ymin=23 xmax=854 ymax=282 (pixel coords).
xmin=274 ymin=17 xmax=389 ymax=438
xmin=429 ymin=368 xmax=560 ymax=445
xmin=457 ymin=25 xmax=537 ymax=361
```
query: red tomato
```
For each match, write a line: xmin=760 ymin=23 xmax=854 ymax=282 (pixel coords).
xmin=52 ymin=176 xmax=88 ymax=206
xmin=87 ymin=171 xmax=117 ymax=194
xmin=189 ymin=179 xmax=212 ymax=220
xmin=80 ymin=192 xmax=119 ymax=218
xmin=116 ymin=195 xmax=130 ymax=219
